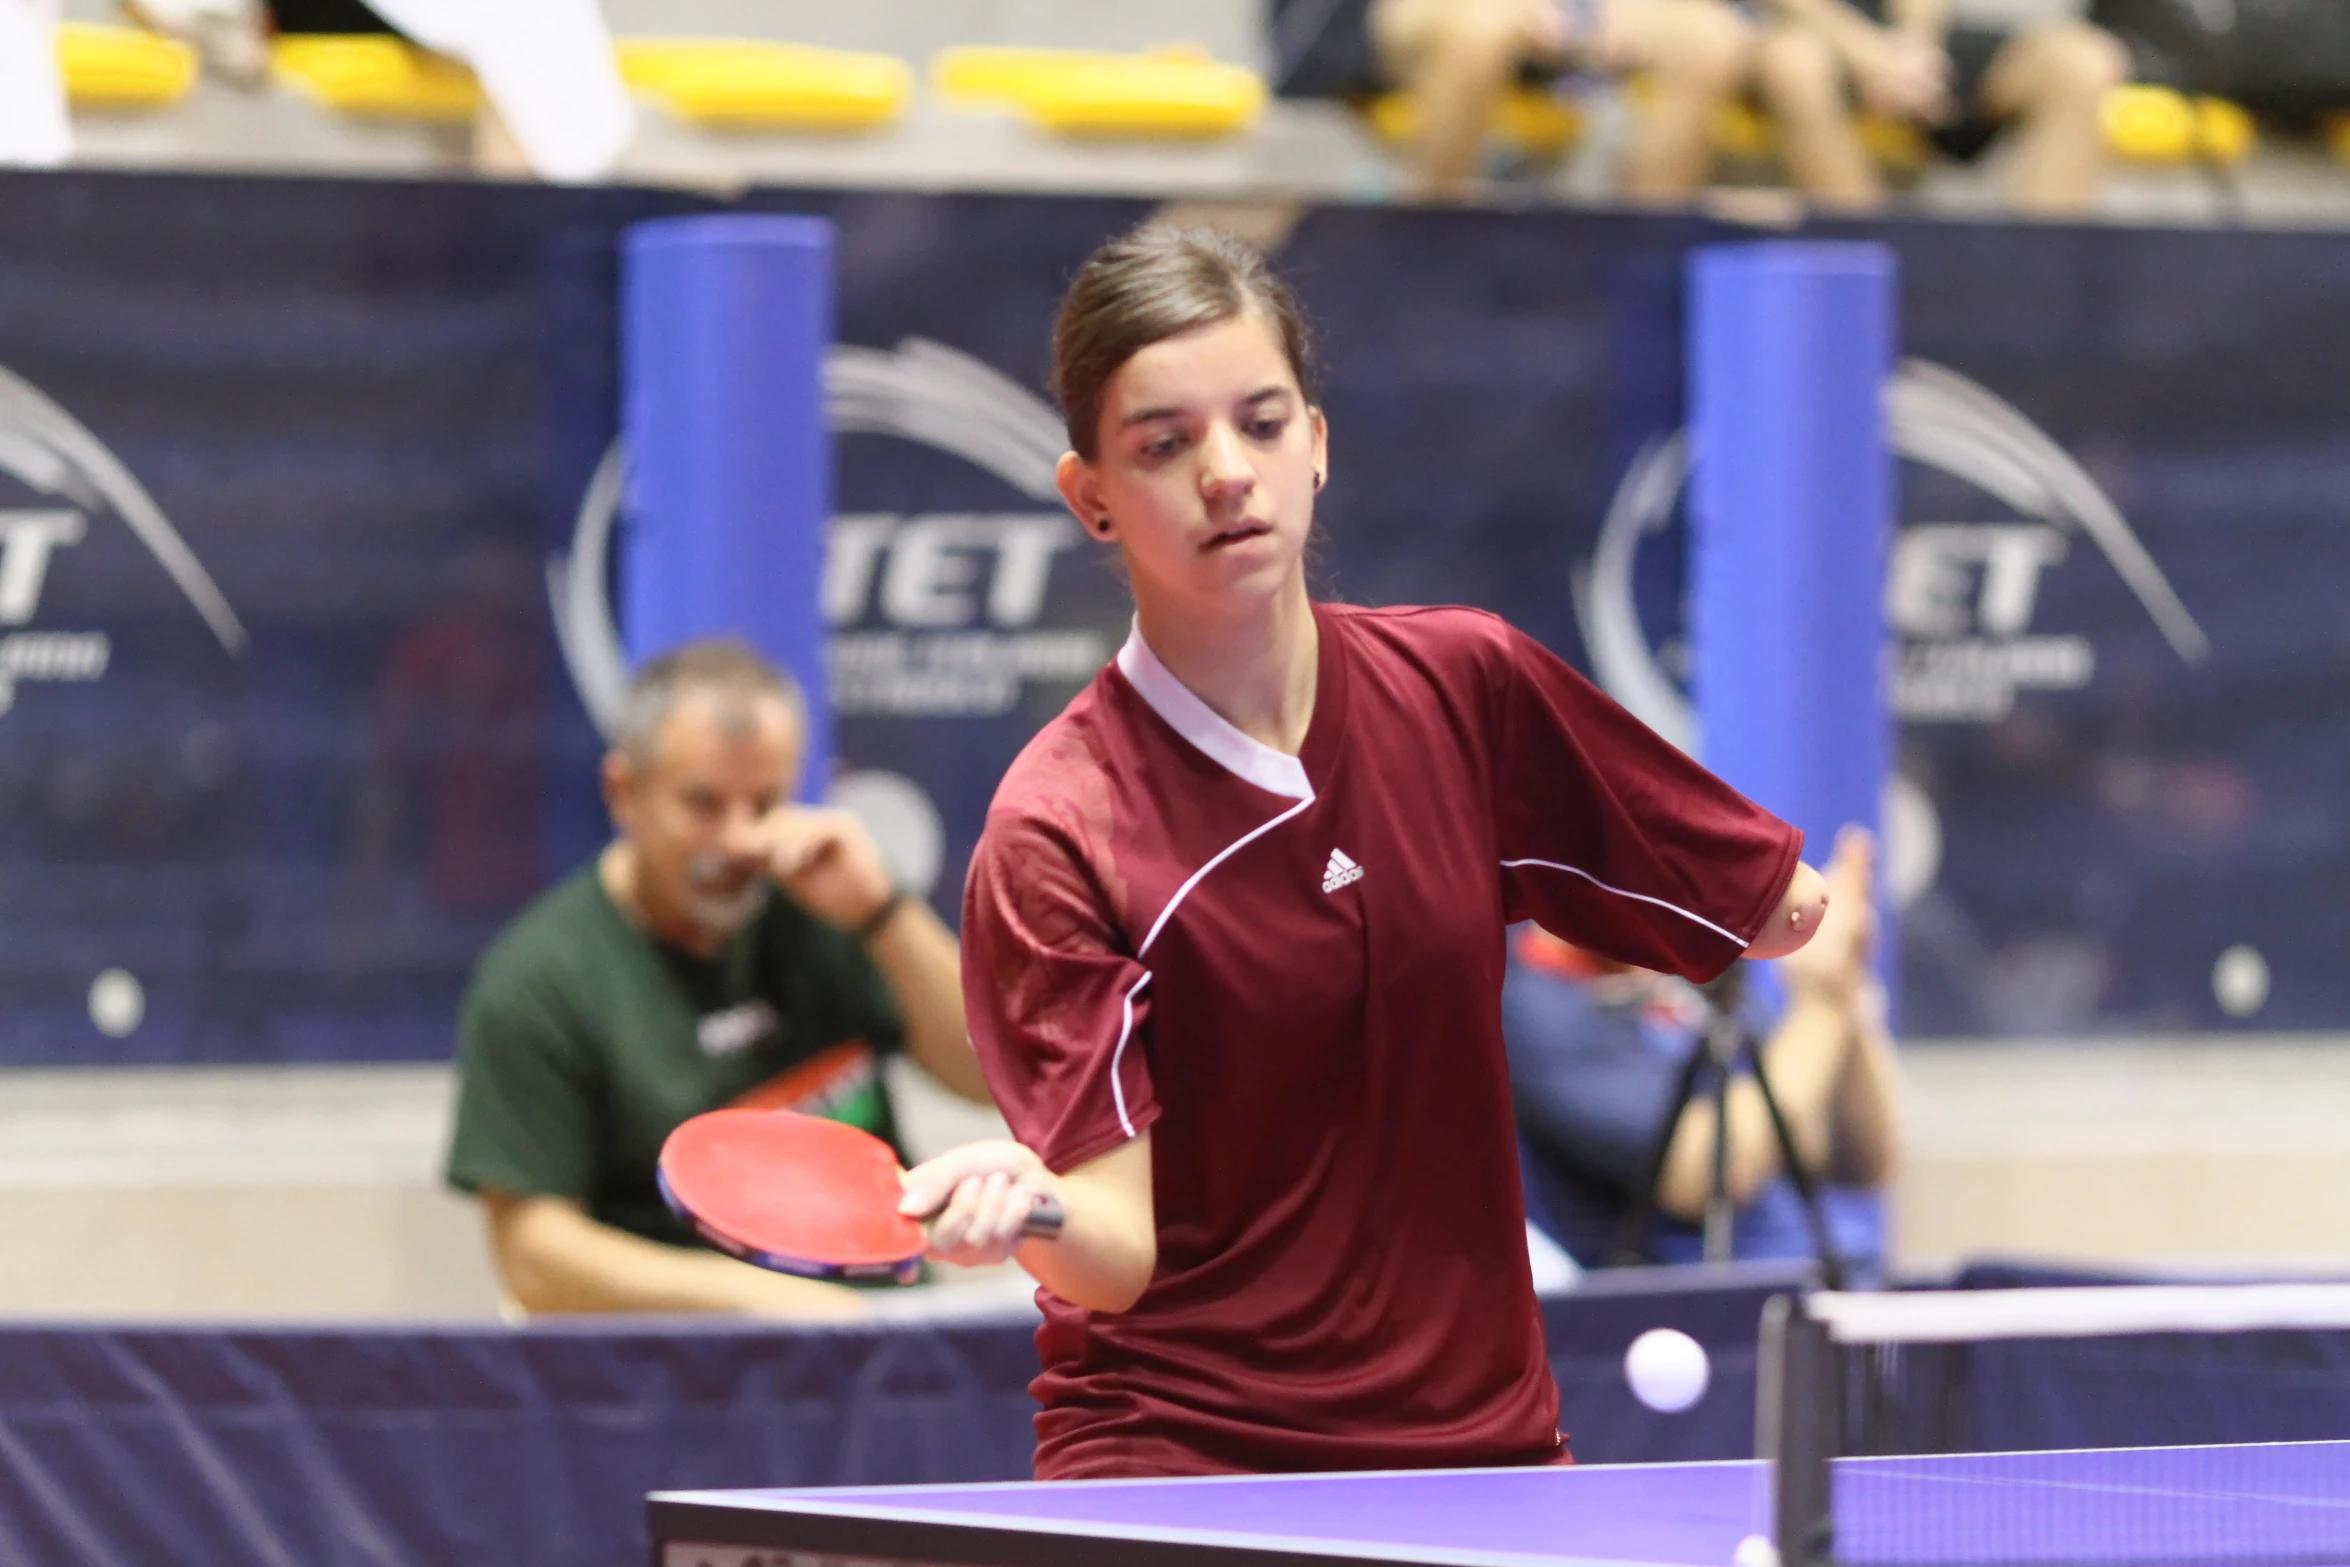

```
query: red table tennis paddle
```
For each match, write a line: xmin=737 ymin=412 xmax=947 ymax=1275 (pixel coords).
xmin=657 ymin=1108 xmax=1064 ymax=1285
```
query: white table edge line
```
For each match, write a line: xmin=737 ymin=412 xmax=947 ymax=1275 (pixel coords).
xmin=655 ymin=1497 xmax=1712 ymax=1567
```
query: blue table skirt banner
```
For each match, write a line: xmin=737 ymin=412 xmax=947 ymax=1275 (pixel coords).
xmin=6 ymin=1263 xmax=2345 ymax=1565
xmin=0 ymin=1266 xmax=1804 ymax=1567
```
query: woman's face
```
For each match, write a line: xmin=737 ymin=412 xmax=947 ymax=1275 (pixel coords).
xmin=1058 ymin=308 xmax=1328 ymax=622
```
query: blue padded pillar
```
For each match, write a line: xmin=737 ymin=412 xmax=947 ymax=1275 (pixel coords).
xmin=622 ymin=214 xmax=834 ymax=797
xmin=1688 ymin=241 xmax=1894 ymax=873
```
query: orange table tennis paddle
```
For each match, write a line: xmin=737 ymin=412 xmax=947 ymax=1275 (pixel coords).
xmin=657 ymin=1108 xmax=1063 ymax=1285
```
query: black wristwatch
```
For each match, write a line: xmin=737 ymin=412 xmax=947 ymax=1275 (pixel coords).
xmin=854 ymin=889 xmax=908 ymax=945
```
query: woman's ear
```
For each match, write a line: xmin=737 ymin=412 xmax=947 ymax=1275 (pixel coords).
xmin=1056 ymin=450 xmax=1114 ymax=541
xmin=1309 ymin=406 xmax=1330 ymax=493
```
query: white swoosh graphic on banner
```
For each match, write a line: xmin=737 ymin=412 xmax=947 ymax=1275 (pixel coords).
xmin=0 ymin=363 xmax=246 ymax=654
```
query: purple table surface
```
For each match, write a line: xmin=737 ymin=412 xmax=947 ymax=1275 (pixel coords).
xmin=655 ymin=1440 xmax=2350 ymax=1566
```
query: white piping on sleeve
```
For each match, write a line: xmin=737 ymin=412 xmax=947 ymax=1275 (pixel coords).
xmin=1498 ymin=857 xmax=1749 ymax=949
xmin=1108 ymin=793 xmax=1316 ymax=1142
xmin=1091 ymin=621 xmax=1322 ymax=1145
xmin=1109 ymin=972 xmax=1152 ymax=1139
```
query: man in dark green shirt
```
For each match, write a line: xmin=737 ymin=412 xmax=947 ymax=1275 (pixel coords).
xmin=445 ymin=639 xmax=991 ymax=1318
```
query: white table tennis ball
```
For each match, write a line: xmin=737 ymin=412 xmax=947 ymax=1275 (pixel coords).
xmin=1625 ymin=1327 xmax=1710 ymax=1413
xmin=2212 ymin=944 xmax=2269 ymax=1017
xmin=89 ymin=968 xmax=145 ymax=1038
xmin=1733 ymin=1533 xmax=1781 ymax=1567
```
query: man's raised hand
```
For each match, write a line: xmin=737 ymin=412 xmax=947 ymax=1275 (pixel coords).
xmin=761 ymin=805 xmax=897 ymax=933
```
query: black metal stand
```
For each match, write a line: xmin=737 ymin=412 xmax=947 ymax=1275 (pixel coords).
xmin=1608 ymin=962 xmax=1847 ymax=1290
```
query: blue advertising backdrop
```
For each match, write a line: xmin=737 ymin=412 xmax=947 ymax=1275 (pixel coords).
xmin=0 ymin=171 xmax=2343 ymax=1064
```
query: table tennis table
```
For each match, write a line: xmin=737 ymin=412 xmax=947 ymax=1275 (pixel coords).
xmin=648 ymin=1438 xmax=2350 ymax=1566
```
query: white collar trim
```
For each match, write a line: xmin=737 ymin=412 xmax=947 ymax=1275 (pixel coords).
xmin=1115 ymin=621 xmax=1313 ymax=801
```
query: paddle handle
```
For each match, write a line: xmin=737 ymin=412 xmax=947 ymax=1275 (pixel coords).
xmin=1022 ymin=1194 xmax=1066 ymax=1240
xmin=909 ymin=1190 xmax=1065 ymax=1242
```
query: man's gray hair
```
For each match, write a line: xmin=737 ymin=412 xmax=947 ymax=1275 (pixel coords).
xmin=612 ymin=638 xmax=808 ymax=763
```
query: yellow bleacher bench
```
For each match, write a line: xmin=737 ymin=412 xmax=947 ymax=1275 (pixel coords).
xmin=1362 ymin=85 xmax=1585 ymax=157
xmin=2192 ymin=95 xmax=2257 ymax=164
xmin=2325 ymin=113 xmax=2350 ymax=165
xmin=934 ymin=46 xmax=1265 ymax=139
xmin=1707 ymin=97 xmax=1774 ymax=162
xmin=2102 ymin=85 xmax=2255 ymax=165
xmin=273 ymin=33 xmax=911 ymax=133
xmin=1629 ymin=75 xmax=2248 ymax=172
xmin=56 ymin=21 xmax=197 ymax=110
xmin=616 ymin=39 xmax=910 ymax=131
xmin=272 ymin=34 xmax=482 ymax=121
xmin=1855 ymin=115 xmax=1929 ymax=173
xmin=1689 ymin=92 xmax=1927 ymax=175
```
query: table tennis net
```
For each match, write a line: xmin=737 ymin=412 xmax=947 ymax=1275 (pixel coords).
xmin=1760 ymin=1285 xmax=2350 ymax=1567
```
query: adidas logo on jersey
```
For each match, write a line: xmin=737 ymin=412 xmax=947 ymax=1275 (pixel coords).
xmin=1322 ymin=847 xmax=1363 ymax=893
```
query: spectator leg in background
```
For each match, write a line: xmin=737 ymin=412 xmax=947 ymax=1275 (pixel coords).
xmin=1601 ymin=0 xmax=1755 ymax=203
xmin=0 ymin=0 xmax=69 ymax=167
xmin=1372 ymin=0 xmax=1546 ymax=199
xmin=1753 ymin=24 xmax=1884 ymax=209
xmin=1979 ymin=20 xmax=2127 ymax=215
xmin=474 ymin=101 xmax=531 ymax=180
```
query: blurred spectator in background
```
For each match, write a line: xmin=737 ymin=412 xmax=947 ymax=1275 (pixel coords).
xmin=2089 ymin=0 xmax=2350 ymax=127
xmin=1754 ymin=0 xmax=2126 ymax=212
xmin=1506 ymin=825 xmax=1901 ymax=1271
xmin=1 ymin=0 xmax=70 ymax=166
xmin=362 ymin=0 xmax=633 ymax=181
xmin=444 ymin=640 xmax=991 ymax=1317
xmin=347 ymin=534 xmax=547 ymax=920
xmin=124 ymin=0 xmax=269 ymax=84
xmin=126 ymin=0 xmax=633 ymax=180
xmin=1274 ymin=0 xmax=1757 ymax=201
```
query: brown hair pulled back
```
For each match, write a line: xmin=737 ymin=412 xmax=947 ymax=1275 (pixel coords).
xmin=1050 ymin=225 xmax=1319 ymax=461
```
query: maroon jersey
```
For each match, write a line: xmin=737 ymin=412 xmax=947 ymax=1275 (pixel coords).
xmin=963 ymin=603 xmax=1801 ymax=1479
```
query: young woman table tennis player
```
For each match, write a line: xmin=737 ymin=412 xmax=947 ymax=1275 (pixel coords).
xmin=897 ymin=225 xmax=1828 ymax=1479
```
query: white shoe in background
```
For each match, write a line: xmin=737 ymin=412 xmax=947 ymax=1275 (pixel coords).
xmin=0 ymin=0 xmax=70 ymax=167
xmin=364 ymin=0 xmax=634 ymax=183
